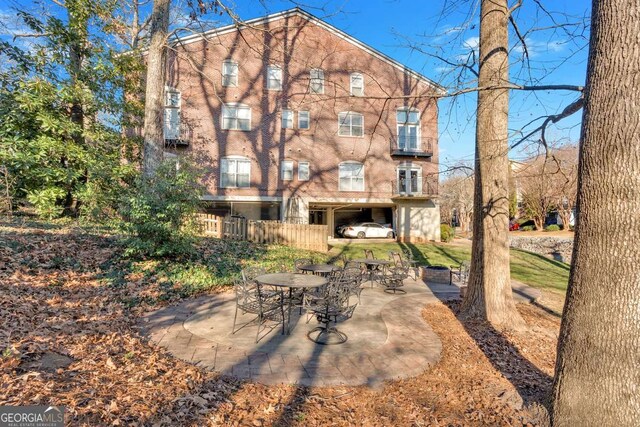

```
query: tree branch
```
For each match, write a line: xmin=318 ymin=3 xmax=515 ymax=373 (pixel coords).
xmin=511 ymin=97 xmax=584 ymax=149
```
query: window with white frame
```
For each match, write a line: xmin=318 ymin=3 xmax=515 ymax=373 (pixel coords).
xmin=350 ymin=72 xmax=364 ymax=96
xmin=339 ymin=162 xmax=365 ymax=191
xmin=281 ymin=160 xmax=294 ymax=180
xmin=267 ymin=65 xmax=282 ymax=90
xmin=298 ymin=161 xmax=310 ymax=181
xmin=298 ymin=111 xmax=310 ymax=129
xmin=397 ymin=163 xmax=422 ymax=194
xmin=310 ymin=68 xmax=324 ymax=94
xmin=164 ymin=87 xmax=180 ymax=140
xmin=221 ymin=103 xmax=251 ymax=130
xmin=281 ymin=110 xmax=293 ymax=129
xmin=397 ymin=108 xmax=421 ymax=151
xmin=222 ymin=60 xmax=238 ymax=87
xmin=220 ymin=156 xmax=251 ymax=188
xmin=338 ymin=112 xmax=364 ymax=137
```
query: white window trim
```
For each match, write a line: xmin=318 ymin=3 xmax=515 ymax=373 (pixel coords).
xmin=221 ymin=103 xmax=251 ymax=131
xmin=338 ymin=111 xmax=364 ymax=137
xmin=298 ymin=111 xmax=310 ymax=130
xmin=281 ymin=160 xmax=294 ymax=181
xmin=281 ymin=109 xmax=294 ymax=129
xmin=310 ymin=68 xmax=325 ymax=94
xmin=350 ymin=72 xmax=364 ymax=96
xmin=267 ymin=64 xmax=283 ymax=91
xmin=397 ymin=163 xmax=423 ymax=194
xmin=298 ymin=161 xmax=310 ymax=181
xmin=164 ymin=86 xmax=181 ymax=140
xmin=396 ymin=107 xmax=421 ymax=151
xmin=222 ymin=60 xmax=238 ymax=87
xmin=220 ymin=156 xmax=251 ymax=188
xmin=338 ymin=161 xmax=365 ymax=192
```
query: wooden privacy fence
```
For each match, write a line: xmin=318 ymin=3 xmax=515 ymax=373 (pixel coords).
xmin=195 ymin=214 xmax=328 ymax=252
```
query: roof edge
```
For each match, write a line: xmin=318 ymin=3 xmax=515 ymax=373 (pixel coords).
xmin=172 ymin=7 xmax=446 ymax=95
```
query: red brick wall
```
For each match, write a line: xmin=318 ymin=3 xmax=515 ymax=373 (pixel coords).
xmin=166 ymin=13 xmax=440 ymax=200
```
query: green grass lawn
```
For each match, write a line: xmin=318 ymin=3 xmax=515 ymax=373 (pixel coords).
xmin=328 ymin=241 xmax=569 ymax=292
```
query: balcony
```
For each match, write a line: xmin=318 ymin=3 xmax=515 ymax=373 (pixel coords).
xmin=391 ymin=176 xmax=438 ymax=199
xmin=164 ymin=125 xmax=192 ymax=148
xmin=390 ymin=136 xmax=435 ymax=158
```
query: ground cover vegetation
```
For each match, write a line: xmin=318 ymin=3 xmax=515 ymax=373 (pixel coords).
xmin=1 ymin=222 xmax=560 ymax=425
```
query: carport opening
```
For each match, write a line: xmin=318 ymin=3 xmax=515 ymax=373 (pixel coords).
xmin=332 ymin=207 xmax=394 ymax=238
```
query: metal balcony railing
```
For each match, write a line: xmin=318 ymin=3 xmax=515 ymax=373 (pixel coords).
xmin=391 ymin=176 xmax=439 ymax=197
xmin=164 ymin=125 xmax=192 ymax=147
xmin=390 ymin=136 xmax=435 ymax=157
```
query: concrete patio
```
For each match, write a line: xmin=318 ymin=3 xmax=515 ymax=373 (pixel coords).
xmin=141 ymin=276 xmax=540 ymax=387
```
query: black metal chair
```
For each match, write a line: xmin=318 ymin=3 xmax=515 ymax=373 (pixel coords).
xmin=402 ymin=249 xmax=421 ymax=279
xmin=380 ymin=255 xmax=409 ymax=294
xmin=231 ymin=277 xmax=285 ymax=342
xmin=338 ymin=266 xmax=365 ymax=304
xmin=450 ymin=261 xmax=470 ymax=286
xmin=304 ymin=271 xmax=357 ymax=345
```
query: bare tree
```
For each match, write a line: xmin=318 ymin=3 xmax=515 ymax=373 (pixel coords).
xmin=518 ymin=156 xmax=556 ymax=230
xmin=549 ymin=145 xmax=578 ymax=228
xmin=440 ymin=172 xmax=474 ymax=233
xmin=142 ymin=0 xmax=171 ymax=177
xmin=460 ymin=0 xmax=524 ymax=328
xmin=551 ymin=0 xmax=640 ymax=423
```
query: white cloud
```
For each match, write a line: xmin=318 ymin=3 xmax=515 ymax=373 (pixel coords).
xmin=463 ymin=36 xmax=479 ymax=50
xmin=512 ymin=38 xmax=566 ymax=58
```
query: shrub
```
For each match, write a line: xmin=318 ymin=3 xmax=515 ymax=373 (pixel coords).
xmin=440 ymin=224 xmax=454 ymax=242
xmin=521 ymin=225 xmax=535 ymax=231
xmin=118 ymin=160 xmax=203 ymax=259
xmin=27 ymin=187 xmax=66 ymax=219
xmin=545 ymin=224 xmax=561 ymax=232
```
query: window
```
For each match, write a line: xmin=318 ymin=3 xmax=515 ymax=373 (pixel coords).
xmin=220 ymin=157 xmax=251 ymax=188
xmin=339 ymin=162 xmax=365 ymax=191
xmin=338 ymin=112 xmax=364 ymax=137
xmin=310 ymin=68 xmax=324 ymax=94
xmin=298 ymin=161 xmax=310 ymax=181
xmin=164 ymin=87 xmax=180 ymax=139
xmin=397 ymin=108 xmax=421 ymax=150
xmin=281 ymin=110 xmax=293 ymax=129
xmin=222 ymin=60 xmax=238 ymax=87
xmin=267 ymin=65 xmax=282 ymax=90
xmin=222 ymin=104 xmax=251 ymax=130
xmin=350 ymin=72 xmax=364 ymax=96
xmin=397 ymin=163 xmax=422 ymax=194
xmin=298 ymin=111 xmax=310 ymax=129
xmin=281 ymin=160 xmax=294 ymax=180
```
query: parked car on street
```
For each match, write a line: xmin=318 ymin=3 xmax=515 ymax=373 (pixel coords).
xmin=342 ymin=222 xmax=395 ymax=239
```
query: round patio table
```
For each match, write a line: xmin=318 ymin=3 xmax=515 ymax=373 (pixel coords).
xmin=351 ymin=259 xmax=391 ymax=287
xmin=298 ymin=263 xmax=341 ymax=276
xmin=255 ymin=273 xmax=328 ymax=334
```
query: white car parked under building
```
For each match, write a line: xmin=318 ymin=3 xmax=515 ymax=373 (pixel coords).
xmin=342 ymin=222 xmax=395 ymax=239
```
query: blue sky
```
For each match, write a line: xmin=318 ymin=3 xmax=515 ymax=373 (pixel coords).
xmin=231 ymin=0 xmax=591 ymax=169
xmin=1 ymin=0 xmax=591 ymax=170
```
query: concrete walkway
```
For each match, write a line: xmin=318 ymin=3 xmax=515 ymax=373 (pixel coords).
xmin=140 ymin=277 xmax=540 ymax=387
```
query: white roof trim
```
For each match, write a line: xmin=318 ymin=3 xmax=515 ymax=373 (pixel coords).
xmin=172 ymin=8 xmax=445 ymax=95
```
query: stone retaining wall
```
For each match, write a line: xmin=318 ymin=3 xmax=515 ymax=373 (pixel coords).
xmin=421 ymin=266 xmax=451 ymax=284
xmin=509 ymin=236 xmax=574 ymax=264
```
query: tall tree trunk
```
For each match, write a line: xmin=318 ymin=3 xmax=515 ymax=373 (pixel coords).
xmin=142 ymin=0 xmax=170 ymax=177
xmin=65 ymin=0 xmax=89 ymax=214
xmin=551 ymin=0 xmax=640 ymax=424
xmin=460 ymin=0 xmax=524 ymax=328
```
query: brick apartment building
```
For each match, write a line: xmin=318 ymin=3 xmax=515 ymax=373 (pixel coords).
xmin=163 ymin=8 xmax=444 ymax=242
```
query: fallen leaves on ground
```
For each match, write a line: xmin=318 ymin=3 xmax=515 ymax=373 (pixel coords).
xmin=1 ymin=222 xmax=560 ymax=426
